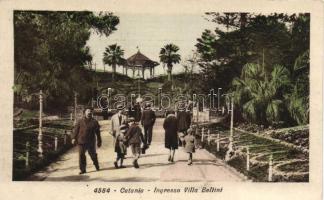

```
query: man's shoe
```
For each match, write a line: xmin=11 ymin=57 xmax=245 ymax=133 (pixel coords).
xmin=79 ymin=170 xmax=86 ymax=175
xmin=133 ymin=160 xmax=139 ymax=168
xmin=187 ymin=160 xmax=192 ymax=165
xmin=168 ymin=155 xmax=171 ymax=162
xmin=114 ymin=161 xmax=118 ymax=169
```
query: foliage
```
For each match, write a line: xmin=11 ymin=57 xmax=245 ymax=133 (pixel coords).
xmin=285 ymin=50 xmax=309 ymax=124
xmin=14 ymin=11 xmax=119 ymax=110
xmin=195 ymin=13 xmax=309 ymax=126
xmin=159 ymin=44 xmax=181 ymax=81
xmin=232 ymin=63 xmax=291 ymax=125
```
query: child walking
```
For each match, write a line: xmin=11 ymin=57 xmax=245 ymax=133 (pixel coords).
xmin=125 ymin=117 xmax=145 ymax=168
xmin=114 ymin=124 xmax=128 ymax=168
xmin=184 ymin=128 xmax=197 ymax=165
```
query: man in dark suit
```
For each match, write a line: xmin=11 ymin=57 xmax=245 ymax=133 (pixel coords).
xmin=177 ymin=103 xmax=192 ymax=147
xmin=141 ymin=103 xmax=156 ymax=146
xmin=133 ymin=101 xmax=142 ymax=122
xmin=71 ymin=107 xmax=102 ymax=174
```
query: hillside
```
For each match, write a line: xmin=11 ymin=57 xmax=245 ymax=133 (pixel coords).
xmin=91 ymin=70 xmax=200 ymax=97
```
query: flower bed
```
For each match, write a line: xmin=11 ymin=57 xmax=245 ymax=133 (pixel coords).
xmin=197 ymin=123 xmax=309 ymax=182
xmin=268 ymin=127 xmax=309 ymax=148
xmin=236 ymin=123 xmax=309 ymax=149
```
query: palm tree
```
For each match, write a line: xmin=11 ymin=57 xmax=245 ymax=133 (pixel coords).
xmin=102 ymin=44 xmax=124 ymax=81
xmin=159 ymin=44 xmax=181 ymax=81
xmin=232 ymin=63 xmax=291 ymax=126
xmin=285 ymin=50 xmax=309 ymax=125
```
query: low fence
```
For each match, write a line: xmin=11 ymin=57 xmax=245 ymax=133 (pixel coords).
xmin=194 ymin=125 xmax=309 ymax=182
xmin=18 ymin=128 xmax=73 ymax=170
xmin=13 ymin=118 xmax=74 ymax=180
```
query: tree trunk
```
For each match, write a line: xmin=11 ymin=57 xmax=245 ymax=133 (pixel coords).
xmin=112 ymin=64 xmax=116 ymax=81
xmin=167 ymin=64 xmax=172 ymax=82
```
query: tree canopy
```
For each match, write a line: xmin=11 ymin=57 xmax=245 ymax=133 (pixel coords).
xmin=14 ymin=11 xmax=119 ymax=109
xmin=195 ymin=13 xmax=309 ymax=126
xmin=159 ymin=43 xmax=181 ymax=81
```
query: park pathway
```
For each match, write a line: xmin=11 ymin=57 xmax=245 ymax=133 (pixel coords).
xmin=28 ymin=118 xmax=247 ymax=182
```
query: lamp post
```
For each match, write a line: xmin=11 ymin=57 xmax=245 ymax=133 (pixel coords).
xmin=74 ymin=92 xmax=77 ymax=124
xmin=223 ymin=93 xmax=234 ymax=161
xmin=218 ymin=88 xmax=222 ymax=111
xmin=38 ymin=90 xmax=43 ymax=158
xmin=107 ymin=88 xmax=111 ymax=112
xmin=136 ymin=70 xmax=141 ymax=98
xmin=158 ymin=88 xmax=162 ymax=110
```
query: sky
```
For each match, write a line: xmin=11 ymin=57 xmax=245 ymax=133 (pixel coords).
xmin=86 ymin=12 xmax=216 ymax=78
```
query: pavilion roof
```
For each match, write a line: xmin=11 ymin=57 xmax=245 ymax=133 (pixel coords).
xmin=126 ymin=51 xmax=159 ymax=68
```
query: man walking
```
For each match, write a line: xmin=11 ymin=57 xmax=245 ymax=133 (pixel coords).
xmin=177 ymin=102 xmax=192 ymax=147
xmin=72 ymin=107 xmax=101 ymax=174
xmin=111 ymin=105 xmax=127 ymax=143
xmin=141 ymin=103 xmax=156 ymax=146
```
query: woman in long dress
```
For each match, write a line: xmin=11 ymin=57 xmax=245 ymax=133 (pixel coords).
xmin=163 ymin=110 xmax=178 ymax=162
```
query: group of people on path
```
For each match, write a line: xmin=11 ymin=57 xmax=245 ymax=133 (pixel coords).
xmin=71 ymin=101 xmax=197 ymax=175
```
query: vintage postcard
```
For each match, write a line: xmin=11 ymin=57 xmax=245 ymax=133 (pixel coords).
xmin=0 ymin=0 xmax=322 ymax=200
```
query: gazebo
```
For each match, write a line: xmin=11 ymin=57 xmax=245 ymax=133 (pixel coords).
xmin=122 ymin=50 xmax=159 ymax=79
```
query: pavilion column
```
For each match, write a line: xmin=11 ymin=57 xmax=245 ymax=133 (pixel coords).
xmin=150 ymin=68 xmax=153 ymax=78
xmin=153 ymin=67 xmax=155 ymax=77
xmin=125 ymin=66 xmax=128 ymax=76
xmin=132 ymin=67 xmax=135 ymax=78
xmin=142 ymin=68 xmax=145 ymax=79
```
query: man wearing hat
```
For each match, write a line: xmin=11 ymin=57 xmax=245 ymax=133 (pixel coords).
xmin=140 ymin=102 xmax=156 ymax=146
xmin=111 ymin=104 xmax=127 ymax=145
xmin=72 ymin=107 xmax=101 ymax=174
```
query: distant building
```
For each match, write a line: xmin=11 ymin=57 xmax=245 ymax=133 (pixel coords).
xmin=122 ymin=50 xmax=159 ymax=79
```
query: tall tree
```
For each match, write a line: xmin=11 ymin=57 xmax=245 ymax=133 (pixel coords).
xmin=102 ymin=44 xmax=125 ymax=81
xmin=14 ymin=11 xmax=119 ymax=109
xmin=159 ymin=44 xmax=181 ymax=81
xmin=181 ymin=52 xmax=199 ymax=94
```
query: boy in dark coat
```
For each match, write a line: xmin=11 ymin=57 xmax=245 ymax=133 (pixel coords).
xmin=125 ymin=118 xmax=145 ymax=168
xmin=114 ymin=123 xmax=128 ymax=168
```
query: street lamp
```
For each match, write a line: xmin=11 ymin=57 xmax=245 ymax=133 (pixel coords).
xmin=222 ymin=93 xmax=234 ymax=162
xmin=28 ymin=90 xmax=46 ymax=158
xmin=38 ymin=90 xmax=44 ymax=158
xmin=218 ymin=88 xmax=222 ymax=111
xmin=74 ymin=92 xmax=78 ymax=125
xmin=136 ymin=69 xmax=141 ymax=98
